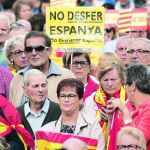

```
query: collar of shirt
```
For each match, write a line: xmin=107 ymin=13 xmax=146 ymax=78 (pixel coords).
xmin=24 ymin=98 xmax=50 ymax=117
xmin=19 ymin=60 xmax=62 ymax=77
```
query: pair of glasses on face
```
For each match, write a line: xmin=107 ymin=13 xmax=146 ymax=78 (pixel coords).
xmin=117 ymin=144 xmax=143 ymax=150
xmin=59 ymin=94 xmax=78 ymax=101
xmin=71 ymin=61 xmax=89 ymax=68
xmin=12 ymin=50 xmax=25 ymax=56
xmin=24 ymin=45 xmax=49 ymax=53
xmin=127 ymin=49 xmax=150 ymax=55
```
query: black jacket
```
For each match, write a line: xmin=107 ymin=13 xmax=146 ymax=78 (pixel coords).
xmin=17 ymin=100 xmax=61 ymax=139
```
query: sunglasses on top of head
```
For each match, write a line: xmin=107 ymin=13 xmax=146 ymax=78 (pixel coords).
xmin=24 ymin=45 xmax=49 ymax=53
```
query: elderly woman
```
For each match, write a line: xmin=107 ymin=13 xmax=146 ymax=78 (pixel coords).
xmin=108 ymin=64 xmax=150 ymax=150
xmin=117 ymin=126 xmax=146 ymax=150
xmin=6 ymin=36 xmax=28 ymax=74
xmin=83 ymin=52 xmax=127 ymax=149
xmin=66 ymin=51 xmax=99 ymax=101
xmin=38 ymin=78 xmax=105 ymax=150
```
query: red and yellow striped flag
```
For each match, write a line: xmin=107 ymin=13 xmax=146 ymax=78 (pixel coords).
xmin=0 ymin=95 xmax=35 ymax=149
xmin=50 ymin=0 xmax=77 ymax=6
xmin=36 ymin=131 xmax=98 ymax=150
xmin=118 ymin=9 xmax=132 ymax=34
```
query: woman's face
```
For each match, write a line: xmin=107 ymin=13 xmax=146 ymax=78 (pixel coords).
xmin=101 ymin=68 xmax=123 ymax=97
xmin=59 ymin=86 xmax=83 ymax=115
xmin=10 ymin=44 xmax=28 ymax=71
xmin=69 ymin=55 xmax=90 ymax=84
xmin=19 ymin=4 xmax=32 ymax=20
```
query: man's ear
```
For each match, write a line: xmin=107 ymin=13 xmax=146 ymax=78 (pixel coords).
xmin=47 ymin=47 xmax=52 ymax=56
xmin=22 ymin=85 xmax=27 ymax=95
xmin=130 ymin=81 xmax=136 ymax=93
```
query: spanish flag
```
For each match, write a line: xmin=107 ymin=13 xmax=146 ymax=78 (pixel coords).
xmin=0 ymin=95 xmax=35 ymax=149
xmin=36 ymin=131 xmax=98 ymax=150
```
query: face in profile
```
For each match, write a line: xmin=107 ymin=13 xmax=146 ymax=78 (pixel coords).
xmin=100 ymin=68 xmax=122 ymax=97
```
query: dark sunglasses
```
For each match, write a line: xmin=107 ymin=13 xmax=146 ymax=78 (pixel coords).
xmin=24 ymin=45 xmax=49 ymax=53
xmin=105 ymin=28 xmax=113 ymax=33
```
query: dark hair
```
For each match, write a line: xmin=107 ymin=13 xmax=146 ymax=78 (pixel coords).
xmin=57 ymin=78 xmax=84 ymax=99
xmin=29 ymin=14 xmax=45 ymax=31
xmin=25 ymin=31 xmax=51 ymax=47
xmin=103 ymin=3 xmax=115 ymax=9
xmin=126 ymin=64 xmax=150 ymax=94
xmin=66 ymin=52 xmax=91 ymax=69
xmin=39 ymin=0 xmax=49 ymax=13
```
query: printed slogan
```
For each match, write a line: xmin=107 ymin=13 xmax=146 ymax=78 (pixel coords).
xmin=46 ymin=7 xmax=104 ymax=48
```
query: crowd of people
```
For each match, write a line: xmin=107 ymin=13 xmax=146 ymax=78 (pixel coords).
xmin=0 ymin=0 xmax=150 ymax=150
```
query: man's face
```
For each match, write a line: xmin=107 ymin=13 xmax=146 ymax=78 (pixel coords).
xmin=0 ymin=19 xmax=9 ymax=45
xmin=25 ymin=37 xmax=50 ymax=68
xmin=24 ymin=74 xmax=48 ymax=104
xmin=116 ymin=38 xmax=130 ymax=67
xmin=127 ymin=39 xmax=150 ymax=65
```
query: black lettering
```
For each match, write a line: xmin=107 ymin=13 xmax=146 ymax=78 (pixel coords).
xmin=95 ymin=26 xmax=101 ymax=34
xmin=57 ymin=26 xmax=63 ymax=34
xmin=78 ymin=26 xmax=86 ymax=34
xmin=49 ymin=26 xmax=55 ymax=35
xmin=68 ymin=11 xmax=74 ymax=20
xmin=97 ymin=12 xmax=102 ymax=21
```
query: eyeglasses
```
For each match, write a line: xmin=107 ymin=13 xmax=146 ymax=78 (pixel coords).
xmin=12 ymin=50 xmax=25 ymax=56
xmin=117 ymin=144 xmax=143 ymax=150
xmin=127 ymin=49 xmax=150 ymax=55
xmin=71 ymin=61 xmax=89 ymax=68
xmin=59 ymin=94 xmax=78 ymax=101
xmin=24 ymin=45 xmax=49 ymax=53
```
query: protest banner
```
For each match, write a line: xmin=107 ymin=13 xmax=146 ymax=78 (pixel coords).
xmin=131 ymin=8 xmax=147 ymax=31
xmin=46 ymin=7 xmax=104 ymax=49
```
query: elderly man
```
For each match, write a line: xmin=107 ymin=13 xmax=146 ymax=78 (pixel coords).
xmin=62 ymin=138 xmax=88 ymax=150
xmin=10 ymin=31 xmax=75 ymax=107
xmin=115 ymin=36 xmax=133 ymax=67
xmin=127 ymin=38 xmax=150 ymax=66
xmin=0 ymin=15 xmax=10 ymax=67
xmin=17 ymin=69 xmax=61 ymax=139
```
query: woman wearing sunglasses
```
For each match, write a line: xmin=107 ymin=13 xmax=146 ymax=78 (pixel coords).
xmin=6 ymin=36 xmax=29 ymax=74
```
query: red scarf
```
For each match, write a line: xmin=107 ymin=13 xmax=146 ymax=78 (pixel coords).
xmin=94 ymin=86 xmax=127 ymax=150
xmin=83 ymin=76 xmax=99 ymax=101
xmin=0 ymin=95 xmax=35 ymax=149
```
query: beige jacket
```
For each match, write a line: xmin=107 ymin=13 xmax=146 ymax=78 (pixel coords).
xmin=9 ymin=63 xmax=75 ymax=107
xmin=38 ymin=111 xmax=105 ymax=150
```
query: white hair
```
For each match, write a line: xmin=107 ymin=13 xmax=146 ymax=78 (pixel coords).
xmin=23 ymin=69 xmax=47 ymax=86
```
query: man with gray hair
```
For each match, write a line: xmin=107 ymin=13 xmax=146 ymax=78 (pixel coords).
xmin=17 ymin=69 xmax=61 ymax=139
xmin=127 ymin=38 xmax=150 ymax=66
xmin=115 ymin=36 xmax=133 ymax=67
xmin=62 ymin=138 xmax=88 ymax=150
xmin=10 ymin=31 xmax=75 ymax=107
